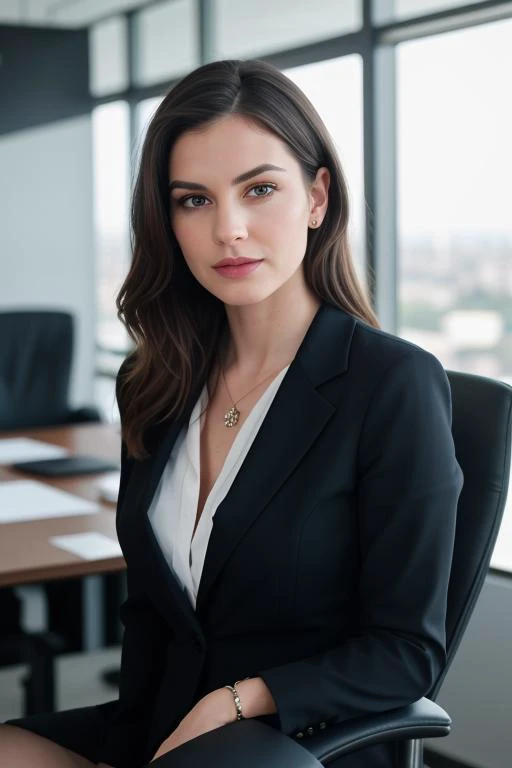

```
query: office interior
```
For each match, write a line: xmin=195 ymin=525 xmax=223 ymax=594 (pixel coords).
xmin=0 ymin=1 xmax=511 ymax=767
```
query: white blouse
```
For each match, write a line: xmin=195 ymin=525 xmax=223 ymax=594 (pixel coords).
xmin=148 ymin=364 xmax=291 ymax=609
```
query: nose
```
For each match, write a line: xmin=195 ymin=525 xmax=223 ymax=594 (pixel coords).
xmin=212 ymin=204 xmax=248 ymax=245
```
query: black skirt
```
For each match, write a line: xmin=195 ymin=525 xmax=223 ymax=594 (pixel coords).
xmin=5 ymin=700 xmax=117 ymax=765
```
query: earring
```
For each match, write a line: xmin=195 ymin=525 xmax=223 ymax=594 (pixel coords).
xmin=311 ymin=219 xmax=318 ymax=227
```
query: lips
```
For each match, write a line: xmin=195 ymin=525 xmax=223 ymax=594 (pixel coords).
xmin=213 ymin=260 xmax=263 ymax=279
xmin=214 ymin=258 xmax=261 ymax=267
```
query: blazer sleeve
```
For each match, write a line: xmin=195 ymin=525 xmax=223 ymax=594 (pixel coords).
xmin=97 ymin=365 xmax=169 ymax=768
xmin=256 ymin=349 xmax=463 ymax=736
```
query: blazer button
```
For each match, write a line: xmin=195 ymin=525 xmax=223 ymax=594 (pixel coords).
xmin=295 ymin=732 xmax=304 ymax=739
xmin=306 ymin=727 xmax=314 ymax=735
xmin=319 ymin=722 xmax=327 ymax=729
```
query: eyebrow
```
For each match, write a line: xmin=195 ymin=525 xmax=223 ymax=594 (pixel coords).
xmin=168 ymin=163 xmax=287 ymax=192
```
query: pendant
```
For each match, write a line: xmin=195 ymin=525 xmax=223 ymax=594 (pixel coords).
xmin=224 ymin=405 xmax=240 ymax=428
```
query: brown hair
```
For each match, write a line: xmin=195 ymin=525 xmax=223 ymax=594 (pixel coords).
xmin=117 ymin=58 xmax=378 ymax=458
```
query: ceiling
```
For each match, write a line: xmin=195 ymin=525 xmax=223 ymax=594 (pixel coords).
xmin=0 ymin=0 xmax=161 ymax=28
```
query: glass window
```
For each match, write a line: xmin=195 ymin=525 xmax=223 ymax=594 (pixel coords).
xmin=92 ymin=101 xmax=131 ymax=421
xmin=285 ymin=55 xmax=366 ymax=285
xmin=396 ymin=20 xmax=512 ymax=571
xmin=215 ymin=0 xmax=361 ymax=59
xmin=374 ymin=0 xmax=481 ymax=24
xmin=89 ymin=16 xmax=129 ymax=97
xmin=92 ymin=101 xmax=130 ymax=354
xmin=133 ymin=0 xmax=199 ymax=87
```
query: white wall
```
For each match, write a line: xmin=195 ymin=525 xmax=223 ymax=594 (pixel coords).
xmin=0 ymin=115 xmax=96 ymax=407
xmin=429 ymin=572 xmax=512 ymax=768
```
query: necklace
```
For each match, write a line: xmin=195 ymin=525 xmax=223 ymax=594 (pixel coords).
xmin=220 ymin=363 xmax=290 ymax=428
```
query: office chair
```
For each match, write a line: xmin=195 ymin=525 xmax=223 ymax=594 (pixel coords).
xmin=0 ymin=309 xmax=100 ymax=430
xmin=149 ymin=370 xmax=511 ymax=768
xmin=302 ymin=370 xmax=512 ymax=766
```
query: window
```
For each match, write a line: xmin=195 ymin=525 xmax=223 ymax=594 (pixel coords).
xmin=92 ymin=100 xmax=131 ymax=352
xmin=396 ymin=19 xmax=512 ymax=570
xmin=215 ymin=0 xmax=361 ymax=59
xmin=92 ymin=101 xmax=131 ymax=420
xmin=133 ymin=0 xmax=199 ymax=86
xmin=374 ymin=0 xmax=484 ymax=24
xmin=89 ymin=16 xmax=129 ymax=97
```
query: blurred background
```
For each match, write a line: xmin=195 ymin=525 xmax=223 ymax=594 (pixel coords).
xmin=0 ymin=2 xmax=511 ymax=767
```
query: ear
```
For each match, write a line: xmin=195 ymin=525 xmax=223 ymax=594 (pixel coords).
xmin=308 ymin=167 xmax=330 ymax=228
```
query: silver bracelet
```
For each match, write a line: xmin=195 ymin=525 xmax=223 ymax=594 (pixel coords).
xmin=224 ymin=681 xmax=244 ymax=720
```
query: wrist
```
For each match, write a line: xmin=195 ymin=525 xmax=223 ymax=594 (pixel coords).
xmin=224 ymin=681 xmax=245 ymax=721
xmin=225 ymin=677 xmax=277 ymax=719
xmin=204 ymin=686 xmax=240 ymax=725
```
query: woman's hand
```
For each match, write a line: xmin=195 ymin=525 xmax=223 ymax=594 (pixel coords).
xmin=150 ymin=687 xmax=236 ymax=762
xmin=150 ymin=677 xmax=277 ymax=762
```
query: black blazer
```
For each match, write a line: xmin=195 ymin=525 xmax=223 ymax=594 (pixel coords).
xmin=97 ymin=302 xmax=463 ymax=768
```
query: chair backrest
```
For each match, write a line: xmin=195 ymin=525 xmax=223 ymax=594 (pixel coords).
xmin=430 ymin=370 xmax=512 ymax=698
xmin=0 ymin=310 xmax=74 ymax=430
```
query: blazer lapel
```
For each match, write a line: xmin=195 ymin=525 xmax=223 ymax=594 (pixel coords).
xmin=195 ymin=302 xmax=356 ymax=612
xmin=120 ymin=379 xmax=206 ymax=639
xmin=120 ymin=301 xmax=357 ymax=635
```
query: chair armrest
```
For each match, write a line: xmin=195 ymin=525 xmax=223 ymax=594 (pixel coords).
xmin=302 ymin=698 xmax=451 ymax=764
xmin=67 ymin=405 xmax=102 ymax=423
xmin=148 ymin=719 xmax=323 ymax=768
xmin=145 ymin=699 xmax=449 ymax=768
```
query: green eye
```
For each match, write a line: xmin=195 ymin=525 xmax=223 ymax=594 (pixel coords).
xmin=247 ymin=184 xmax=276 ymax=197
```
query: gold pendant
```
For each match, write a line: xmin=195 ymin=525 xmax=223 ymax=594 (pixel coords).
xmin=224 ymin=405 xmax=240 ymax=428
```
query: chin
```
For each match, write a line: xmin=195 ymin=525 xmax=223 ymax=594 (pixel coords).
xmin=199 ymin=275 xmax=272 ymax=303
xmin=220 ymin=294 xmax=267 ymax=308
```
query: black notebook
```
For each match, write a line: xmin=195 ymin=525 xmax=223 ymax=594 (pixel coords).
xmin=13 ymin=456 xmax=119 ymax=477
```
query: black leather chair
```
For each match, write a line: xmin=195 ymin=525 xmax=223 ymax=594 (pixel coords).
xmin=148 ymin=370 xmax=512 ymax=768
xmin=0 ymin=310 xmax=100 ymax=430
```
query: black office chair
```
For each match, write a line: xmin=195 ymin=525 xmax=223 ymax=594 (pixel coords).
xmin=0 ymin=309 xmax=100 ymax=430
xmin=148 ymin=370 xmax=512 ymax=768
xmin=303 ymin=370 xmax=512 ymax=766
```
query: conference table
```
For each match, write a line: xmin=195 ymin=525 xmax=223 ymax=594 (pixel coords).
xmin=0 ymin=422 xmax=126 ymax=714
xmin=0 ymin=422 xmax=125 ymax=587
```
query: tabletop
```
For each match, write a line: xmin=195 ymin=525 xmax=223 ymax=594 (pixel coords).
xmin=0 ymin=422 xmax=126 ymax=587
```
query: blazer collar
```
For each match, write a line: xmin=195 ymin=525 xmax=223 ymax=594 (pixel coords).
xmin=121 ymin=301 xmax=357 ymax=638
xmin=291 ymin=299 xmax=355 ymax=386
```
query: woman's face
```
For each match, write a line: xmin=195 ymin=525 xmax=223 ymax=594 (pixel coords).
xmin=168 ymin=114 xmax=329 ymax=306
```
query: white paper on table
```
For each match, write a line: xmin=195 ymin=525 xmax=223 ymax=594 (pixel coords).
xmin=0 ymin=480 xmax=99 ymax=523
xmin=0 ymin=438 xmax=68 ymax=465
xmin=96 ymin=471 xmax=121 ymax=502
xmin=49 ymin=532 xmax=122 ymax=560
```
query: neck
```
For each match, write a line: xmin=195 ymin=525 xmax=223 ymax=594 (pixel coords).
xmin=221 ymin=282 xmax=321 ymax=378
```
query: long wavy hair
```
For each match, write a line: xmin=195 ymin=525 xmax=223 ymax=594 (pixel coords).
xmin=117 ymin=58 xmax=378 ymax=458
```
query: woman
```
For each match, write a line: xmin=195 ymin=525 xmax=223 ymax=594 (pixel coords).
xmin=0 ymin=59 xmax=463 ymax=768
